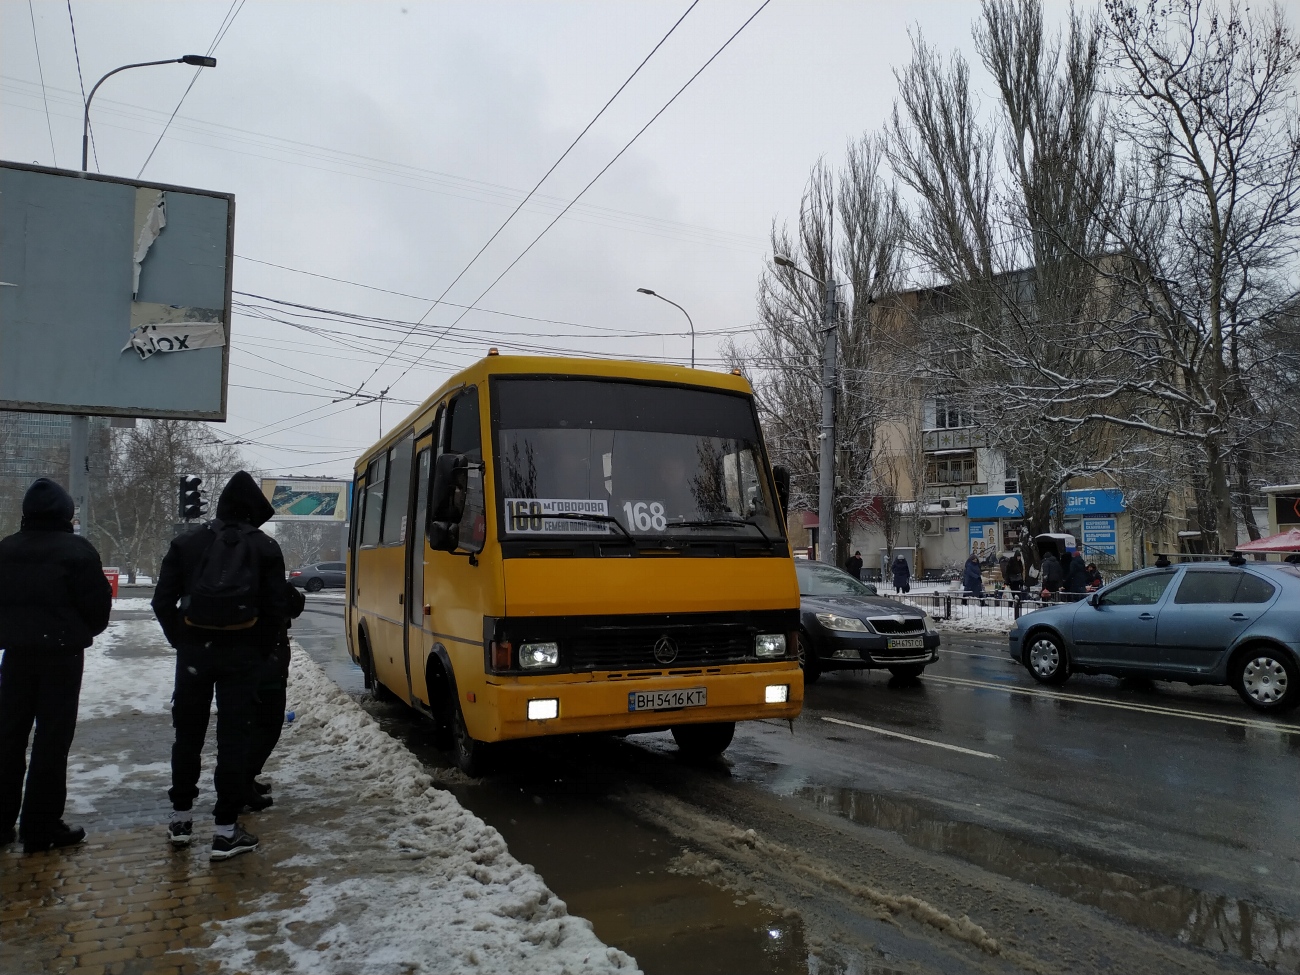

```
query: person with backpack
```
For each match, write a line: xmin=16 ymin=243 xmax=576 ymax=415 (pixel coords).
xmin=1039 ymin=550 xmax=1064 ymax=599
xmin=152 ymin=471 xmax=287 ymax=861
xmin=0 ymin=479 xmax=112 ymax=854
xmin=245 ymin=580 xmax=306 ymax=808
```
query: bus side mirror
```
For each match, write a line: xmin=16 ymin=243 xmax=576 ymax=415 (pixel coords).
xmin=427 ymin=453 xmax=467 ymax=552
xmin=773 ymin=466 xmax=791 ymax=521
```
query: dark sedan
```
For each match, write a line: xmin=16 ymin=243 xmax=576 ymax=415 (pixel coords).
xmin=1008 ymin=561 xmax=1300 ymax=713
xmin=796 ymin=560 xmax=940 ymax=682
xmin=287 ymin=561 xmax=346 ymax=592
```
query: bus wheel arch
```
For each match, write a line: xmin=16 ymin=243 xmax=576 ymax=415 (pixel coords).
xmin=424 ymin=647 xmax=456 ymax=750
xmin=357 ymin=622 xmax=396 ymax=702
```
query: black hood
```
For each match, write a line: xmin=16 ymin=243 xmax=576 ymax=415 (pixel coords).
xmin=215 ymin=470 xmax=275 ymax=527
xmin=21 ymin=477 xmax=74 ymax=532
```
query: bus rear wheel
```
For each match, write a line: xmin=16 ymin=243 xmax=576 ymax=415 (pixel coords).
xmin=671 ymin=721 xmax=735 ymax=759
xmin=451 ymin=698 xmax=494 ymax=776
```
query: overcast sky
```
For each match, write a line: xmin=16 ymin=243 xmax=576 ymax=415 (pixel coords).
xmin=1 ymin=1 xmax=1077 ymax=480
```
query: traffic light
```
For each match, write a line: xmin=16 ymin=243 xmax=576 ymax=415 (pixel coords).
xmin=178 ymin=475 xmax=205 ymax=520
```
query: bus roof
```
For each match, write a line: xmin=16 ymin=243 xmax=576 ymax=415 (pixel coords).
xmin=353 ymin=355 xmax=755 ymax=471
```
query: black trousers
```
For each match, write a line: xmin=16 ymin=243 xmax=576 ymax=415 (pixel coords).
xmin=169 ymin=643 xmax=259 ymax=825
xmin=0 ymin=649 xmax=84 ymax=840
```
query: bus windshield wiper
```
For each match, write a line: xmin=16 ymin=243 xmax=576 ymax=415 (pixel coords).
xmin=549 ymin=512 xmax=636 ymax=545
xmin=675 ymin=517 xmax=774 ymax=546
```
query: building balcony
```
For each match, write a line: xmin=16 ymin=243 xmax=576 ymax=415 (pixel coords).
xmin=919 ymin=483 xmax=988 ymax=503
xmin=922 ymin=427 xmax=988 ymax=451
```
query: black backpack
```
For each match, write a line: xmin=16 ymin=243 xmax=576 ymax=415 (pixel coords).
xmin=183 ymin=520 xmax=262 ymax=630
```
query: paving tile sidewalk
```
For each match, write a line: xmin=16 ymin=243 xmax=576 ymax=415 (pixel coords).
xmin=0 ymin=607 xmax=635 ymax=975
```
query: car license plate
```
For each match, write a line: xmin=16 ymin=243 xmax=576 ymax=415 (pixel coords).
xmin=628 ymin=687 xmax=707 ymax=712
xmin=887 ymin=637 xmax=925 ymax=650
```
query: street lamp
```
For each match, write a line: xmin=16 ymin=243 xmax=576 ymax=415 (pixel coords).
xmin=636 ymin=288 xmax=695 ymax=369
xmin=82 ymin=55 xmax=217 ymax=170
xmin=70 ymin=54 xmax=217 ymax=535
xmin=774 ymin=254 xmax=839 ymax=565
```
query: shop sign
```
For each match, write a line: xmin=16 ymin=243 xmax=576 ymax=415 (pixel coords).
xmin=1082 ymin=517 xmax=1119 ymax=556
xmin=1064 ymin=488 xmax=1125 ymax=515
xmin=967 ymin=493 xmax=1023 ymax=519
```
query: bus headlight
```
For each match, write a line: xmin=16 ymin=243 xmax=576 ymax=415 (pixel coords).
xmin=519 ymin=642 xmax=560 ymax=669
xmin=765 ymin=684 xmax=789 ymax=703
xmin=755 ymin=633 xmax=786 ymax=658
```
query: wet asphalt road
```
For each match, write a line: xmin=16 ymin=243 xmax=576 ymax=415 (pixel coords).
xmin=293 ymin=595 xmax=1300 ymax=974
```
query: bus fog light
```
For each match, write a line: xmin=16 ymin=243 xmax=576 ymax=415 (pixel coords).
xmin=527 ymin=698 xmax=559 ymax=720
xmin=755 ymin=633 xmax=786 ymax=658
xmin=765 ymin=684 xmax=789 ymax=704
xmin=519 ymin=642 xmax=560 ymax=669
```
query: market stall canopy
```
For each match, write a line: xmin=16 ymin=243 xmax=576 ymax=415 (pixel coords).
xmin=1236 ymin=528 xmax=1300 ymax=552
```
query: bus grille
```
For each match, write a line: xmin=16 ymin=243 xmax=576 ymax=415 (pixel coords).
xmin=568 ymin=627 xmax=753 ymax=671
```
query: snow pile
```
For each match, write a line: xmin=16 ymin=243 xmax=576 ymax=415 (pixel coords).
xmin=69 ymin=613 xmax=635 ymax=975
xmin=110 ymin=596 xmax=157 ymax=612
xmin=933 ymin=616 xmax=1015 ymax=635
xmin=202 ymin=647 xmax=639 ymax=975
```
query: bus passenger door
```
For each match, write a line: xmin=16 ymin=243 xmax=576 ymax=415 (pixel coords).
xmin=406 ymin=438 xmax=435 ymax=706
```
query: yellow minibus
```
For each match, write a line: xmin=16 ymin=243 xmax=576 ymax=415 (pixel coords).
xmin=346 ymin=354 xmax=802 ymax=773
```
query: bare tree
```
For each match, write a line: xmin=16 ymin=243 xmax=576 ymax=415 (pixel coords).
xmin=733 ymin=137 xmax=906 ymax=564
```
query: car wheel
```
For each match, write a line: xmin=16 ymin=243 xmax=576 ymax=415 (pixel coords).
xmin=671 ymin=721 xmax=736 ymax=758
xmin=1234 ymin=648 xmax=1297 ymax=713
xmin=889 ymin=663 xmax=926 ymax=680
xmin=1025 ymin=631 xmax=1070 ymax=685
xmin=451 ymin=697 xmax=494 ymax=775
xmin=798 ymin=631 xmax=821 ymax=684
xmin=305 ymin=577 xmax=325 ymax=593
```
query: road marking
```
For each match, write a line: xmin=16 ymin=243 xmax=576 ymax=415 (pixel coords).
xmin=821 ymin=716 xmax=1001 ymax=760
xmin=924 ymin=673 xmax=1300 ymax=735
xmin=939 ymin=648 xmax=1014 ymax=662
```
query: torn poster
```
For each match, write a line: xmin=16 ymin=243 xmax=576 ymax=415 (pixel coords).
xmin=132 ymin=189 xmax=167 ymax=298
xmin=122 ymin=302 xmax=226 ymax=360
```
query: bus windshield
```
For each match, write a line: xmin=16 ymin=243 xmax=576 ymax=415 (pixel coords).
xmin=493 ymin=377 xmax=782 ymax=542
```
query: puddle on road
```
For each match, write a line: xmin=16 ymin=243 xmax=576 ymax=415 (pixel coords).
xmin=803 ymin=785 xmax=1300 ymax=970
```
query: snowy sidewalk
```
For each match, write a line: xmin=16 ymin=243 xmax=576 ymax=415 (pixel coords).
xmin=0 ymin=608 xmax=637 ymax=975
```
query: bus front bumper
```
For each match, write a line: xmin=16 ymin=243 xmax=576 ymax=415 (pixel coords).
xmin=474 ymin=666 xmax=804 ymax=742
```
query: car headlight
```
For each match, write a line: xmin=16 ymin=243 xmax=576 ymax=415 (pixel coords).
xmin=518 ymin=641 xmax=560 ymax=669
xmin=923 ymin=614 xmax=938 ymax=634
xmin=755 ymin=633 xmax=786 ymax=658
xmin=815 ymin=612 xmax=870 ymax=632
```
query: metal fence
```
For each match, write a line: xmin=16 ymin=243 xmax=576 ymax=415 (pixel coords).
xmin=894 ymin=590 xmax=1081 ymax=622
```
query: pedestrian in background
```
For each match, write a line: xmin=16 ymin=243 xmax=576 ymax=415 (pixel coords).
xmin=0 ymin=478 xmax=111 ymax=854
xmin=1039 ymin=550 xmax=1064 ymax=599
xmin=152 ymin=471 xmax=287 ymax=861
xmin=891 ymin=554 xmax=911 ymax=594
xmin=1063 ymin=550 xmax=1089 ymax=600
xmin=962 ymin=553 xmax=984 ymax=596
xmin=245 ymin=580 xmax=306 ymax=807
xmin=1004 ymin=551 xmax=1025 ymax=593
xmin=846 ymin=550 xmax=863 ymax=581
xmin=1084 ymin=562 xmax=1104 ymax=591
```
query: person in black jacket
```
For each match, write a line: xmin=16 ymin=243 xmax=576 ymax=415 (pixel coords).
xmin=1039 ymin=551 xmax=1064 ymax=597
xmin=0 ymin=478 xmax=112 ymax=854
xmin=245 ymin=581 xmax=306 ymax=807
xmin=846 ymin=551 xmax=863 ymax=581
xmin=152 ymin=471 xmax=287 ymax=861
xmin=1062 ymin=551 xmax=1090 ymax=600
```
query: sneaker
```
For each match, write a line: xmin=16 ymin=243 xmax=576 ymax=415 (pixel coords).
xmin=242 ymin=793 xmax=274 ymax=813
xmin=23 ymin=821 xmax=85 ymax=855
xmin=167 ymin=820 xmax=193 ymax=847
xmin=210 ymin=824 xmax=258 ymax=861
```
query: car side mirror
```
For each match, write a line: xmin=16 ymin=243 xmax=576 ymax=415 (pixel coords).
xmin=773 ymin=465 xmax=791 ymax=521
xmin=427 ymin=453 xmax=468 ymax=552
xmin=1087 ymin=592 xmax=1100 ymax=607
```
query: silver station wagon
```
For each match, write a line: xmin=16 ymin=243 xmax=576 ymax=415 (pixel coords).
xmin=1008 ymin=561 xmax=1300 ymax=712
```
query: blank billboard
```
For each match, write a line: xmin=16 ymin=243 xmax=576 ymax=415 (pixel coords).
xmin=0 ymin=161 xmax=233 ymax=419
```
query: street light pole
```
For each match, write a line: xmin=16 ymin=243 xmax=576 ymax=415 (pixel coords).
xmin=70 ymin=54 xmax=216 ymax=532
xmin=636 ymin=288 xmax=695 ymax=368
xmin=775 ymin=255 xmax=839 ymax=565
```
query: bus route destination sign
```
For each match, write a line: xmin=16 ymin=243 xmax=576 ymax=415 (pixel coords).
xmin=504 ymin=498 xmax=611 ymax=533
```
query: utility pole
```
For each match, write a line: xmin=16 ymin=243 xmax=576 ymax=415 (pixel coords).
xmin=816 ymin=266 xmax=838 ymax=566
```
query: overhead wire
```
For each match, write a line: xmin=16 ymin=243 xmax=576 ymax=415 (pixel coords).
xmin=64 ymin=0 xmax=95 ymax=169
xmin=390 ymin=0 xmax=775 ymax=390
xmin=137 ymin=0 xmax=244 ymax=177
xmin=350 ymin=0 xmax=703 ymax=399
xmin=26 ymin=0 xmax=58 ymax=166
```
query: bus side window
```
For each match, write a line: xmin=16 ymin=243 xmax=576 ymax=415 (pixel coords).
xmin=360 ymin=456 xmax=386 ymax=546
xmin=444 ymin=389 xmax=486 ymax=553
xmin=411 ymin=447 xmax=431 ymax=625
xmin=381 ymin=435 xmax=414 ymax=546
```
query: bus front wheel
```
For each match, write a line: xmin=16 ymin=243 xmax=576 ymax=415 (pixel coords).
xmin=671 ymin=721 xmax=735 ymax=759
xmin=451 ymin=698 xmax=494 ymax=777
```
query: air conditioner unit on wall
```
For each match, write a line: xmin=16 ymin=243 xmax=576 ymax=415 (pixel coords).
xmin=939 ymin=497 xmax=957 ymax=509
xmin=920 ymin=518 xmax=940 ymax=534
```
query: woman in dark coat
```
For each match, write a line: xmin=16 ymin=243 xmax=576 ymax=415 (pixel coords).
xmin=1063 ymin=551 xmax=1089 ymax=598
xmin=891 ymin=555 xmax=911 ymax=593
xmin=962 ymin=554 xmax=984 ymax=596
xmin=1003 ymin=552 xmax=1025 ymax=593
